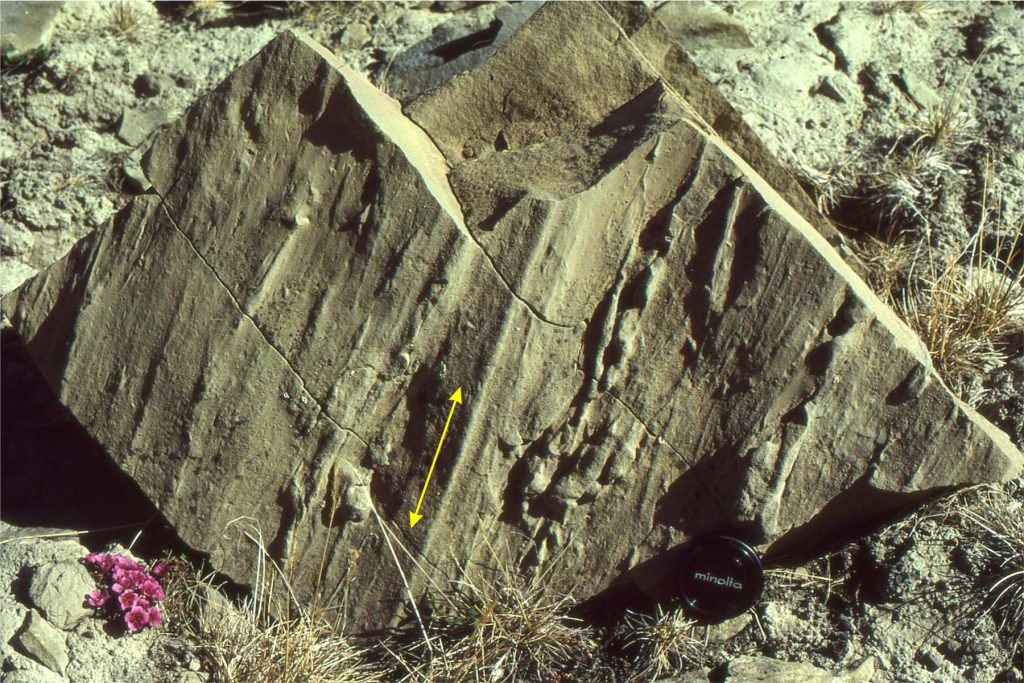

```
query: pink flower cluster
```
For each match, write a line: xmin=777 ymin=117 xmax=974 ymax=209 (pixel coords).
xmin=83 ymin=553 xmax=171 ymax=633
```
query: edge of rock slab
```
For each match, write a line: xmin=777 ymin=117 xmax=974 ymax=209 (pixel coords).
xmin=407 ymin=0 xmax=1022 ymax=474
xmin=142 ymin=30 xmax=465 ymax=231
xmin=599 ymin=1 xmax=846 ymax=247
xmin=293 ymin=32 xmax=466 ymax=228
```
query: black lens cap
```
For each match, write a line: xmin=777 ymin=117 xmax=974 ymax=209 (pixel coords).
xmin=677 ymin=534 xmax=763 ymax=621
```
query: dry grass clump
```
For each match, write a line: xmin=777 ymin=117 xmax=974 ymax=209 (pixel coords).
xmin=163 ymin=522 xmax=381 ymax=683
xmin=392 ymin=541 xmax=597 ymax=682
xmin=854 ymin=65 xmax=980 ymax=226
xmin=867 ymin=1 xmax=942 ymax=31
xmin=860 ymin=144 xmax=962 ymax=226
xmin=105 ymin=1 xmax=156 ymax=42
xmin=619 ymin=606 xmax=704 ymax=681
xmin=893 ymin=228 xmax=1024 ymax=400
xmin=810 ymin=54 xmax=1022 ymax=404
xmin=798 ymin=113 xmax=973 ymax=229
xmin=953 ymin=486 xmax=1024 ymax=661
xmin=912 ymin=101 xmax=978 ymax=154
xmin=183 ymin=0 xmax=230 ymax=25
xmin=849 ymin=234 xmax=916 ymax=295
xmin=870 ymin=1 xmax=939 ymax=17
xmin=803 ymin=54 xmax=984 ymax=234
xmin=857 ymin=99 xmax=975 ymax=228
xmin=798 ymin=155 xmax=858 ymax=216
xmin=287 ymin=1 xmax=356 ymax=28
xmin=849 ymin=226 xmax=1023 ymax=406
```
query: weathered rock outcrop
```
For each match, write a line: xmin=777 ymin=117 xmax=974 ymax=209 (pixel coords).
xmin=3 ymin=3 xmax=1021 ymax=630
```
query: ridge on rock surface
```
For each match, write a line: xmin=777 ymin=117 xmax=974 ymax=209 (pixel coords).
xmin=3 ymin=4 xmax=1021 ymax=631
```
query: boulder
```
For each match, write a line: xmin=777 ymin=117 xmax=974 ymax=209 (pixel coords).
xmin=2 ymin=4 xmax=1021 ymax=632
xmin=115 ymin=104 xmax=170 ymax=147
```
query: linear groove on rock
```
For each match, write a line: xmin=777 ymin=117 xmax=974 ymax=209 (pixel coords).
xmin=460 ymin=221 xmax=576 ymax=329
xmin=155 ymin=198 xmax=370 ymax=449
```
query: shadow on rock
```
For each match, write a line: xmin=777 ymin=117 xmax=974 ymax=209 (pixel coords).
xmin=1 ymin=328 xmax=181 ymax=557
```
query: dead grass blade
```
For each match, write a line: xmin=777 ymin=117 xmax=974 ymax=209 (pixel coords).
xmin=393 ymin=537 xmax=597 ymax=682
xmin=163 ymin=517 xmax=383 ymax=683
xmin=953 ymin=485 xmax=1024 ymax=661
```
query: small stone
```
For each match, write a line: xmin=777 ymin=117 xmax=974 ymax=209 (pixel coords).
xmin=28 ymin=560 xmax=94 ymax=630
xmin=197 ymin=585 xmax=242 ymax=631
xmin=430 ymin=1 xmax=481 ymax=12
xmin=133 ymin=73 xmax=170 ymax=98
xmin=0 ymin=1 xmax=63 ymax=57
xmin=654 ymin=2 xmax=753 ymax=50
xmin=814 ymin=76 xmax=847 ymax=103
xmin=724 ymin=654 xmax=875 ymax=682
xmin=122 ymin=158 xmax=152 ymax=194
xmin=707 ymin=612 xmax=751 ymax=642
xmin=380 ymin=3 xmax=539 ymax=102
xmin=917 ymin=648 xmax=945 ymax=672
xmin=13 ymin=610 xmax=68 ymax=677
xmin=116 ymin=104 xmax=171 ymax=147
xmin=897 ymin=68 xmax=941 ymax=110
xmin=817 ymin=10 xmax=877 ymax=74
xmin=338 ymin=23 xmax=371 ymax=51
xmin=0 ymin=602 xmax=27 ymax=648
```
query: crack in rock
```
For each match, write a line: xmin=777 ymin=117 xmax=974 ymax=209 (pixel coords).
xmin=155 ymin=196 xmax=369 ymax=449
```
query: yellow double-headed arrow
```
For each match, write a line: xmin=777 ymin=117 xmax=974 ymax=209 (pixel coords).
xmin=409 ymin=387 xmax=462 ymax=528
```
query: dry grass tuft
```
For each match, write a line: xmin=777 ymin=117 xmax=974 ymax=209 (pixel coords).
xmin=813 ymin=54 xmax=985 ymax=235
xmin=619 ymin=606 xmax=704 ymax=681
xmin=860 ymin=144 xmax=961 ymax=225
xmin=798 ymin=155 xmax=858 ymax=216
xmin=183 ymin=0 xmax=230 ymax=25
xmin=954 ymin=486 xmax=1024 ymax=661
xmin=849 ymin=233 xmax=916 ymax=295
xmin=869 ymin=1 xmax=942 ymax=29
xmin=392 ymin=541 xmax=597 ymax=682
xmin=163 ymin=521 xmax=382 ymax=683
xmin=912 ymin=103 xmax=978 ymax=154
xmin=287 ymin=1 xmax=356 ymax=27
xmin=837 ymin=120 xmax=1023 ymax=404
xmin=893 ymin=221 xmax=1023 ymax=402
xmin=105 ymin=1 xmax=155 ymax=42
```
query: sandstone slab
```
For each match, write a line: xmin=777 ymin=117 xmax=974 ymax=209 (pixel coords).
xmin=3 ymin=4 xmax=1021 ymax=631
